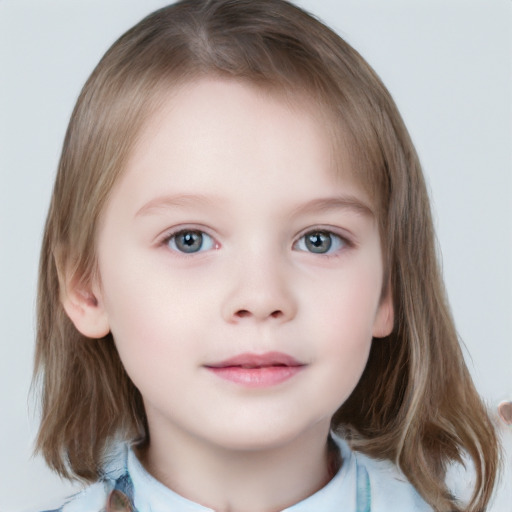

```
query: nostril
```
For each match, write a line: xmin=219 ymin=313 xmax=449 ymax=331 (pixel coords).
xmin=233 ymin=309 xmax=284 ymax=319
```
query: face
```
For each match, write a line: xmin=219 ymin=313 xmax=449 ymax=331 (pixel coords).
xmin=92 ymin=78 xmax=393 ymax=453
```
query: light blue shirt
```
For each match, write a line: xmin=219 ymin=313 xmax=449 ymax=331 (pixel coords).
xmin=41 ymin=435 xmax=432 ymax=512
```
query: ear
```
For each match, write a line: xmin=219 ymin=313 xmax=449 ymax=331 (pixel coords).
xmin=60 ymin=270 xmax=110 ymax=339
xmin=372 ymin=285 xmax=394 ymax=339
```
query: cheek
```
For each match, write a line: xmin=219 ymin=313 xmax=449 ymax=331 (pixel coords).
xmin=302 ymin=260 xmax=382 ymax=400
xmin=98 ymin=257 xmax=180 ymax=366
xmin=310 ymin=292 xmax=376 ymax=411
xmin=98 ymin=251 xmax=221 ymax=381
xmin=307 ymin=266 xmax=383 ymax=341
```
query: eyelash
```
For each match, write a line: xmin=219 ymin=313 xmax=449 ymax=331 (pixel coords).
xmin=293 ymin=229 xmax=351 ymax=256
xmin=161 ymin=228 xmax=217 ymax=254
xmin=159 ymin=227 xmax=352 ymax=256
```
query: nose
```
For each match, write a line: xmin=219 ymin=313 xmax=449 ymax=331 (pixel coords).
xmin=221 ymin=252 xmax=298 ymax=324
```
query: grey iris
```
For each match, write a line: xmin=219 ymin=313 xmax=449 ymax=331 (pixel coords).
xmin=305 ymin=231 xmax=332 ymax=253
xmin=175 ymin=231 xmax=203 ymax=253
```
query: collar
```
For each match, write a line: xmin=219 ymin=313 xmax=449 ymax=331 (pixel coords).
xmin=125 ymin=434 xmax=361 ymax=512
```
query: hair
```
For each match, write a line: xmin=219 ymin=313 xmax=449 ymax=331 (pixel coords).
xmin=34 ymin=1 xmax=500 ymax=510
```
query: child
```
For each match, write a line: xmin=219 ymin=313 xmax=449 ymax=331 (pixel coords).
xmin=33 ymin=0 xmax=501 ymax=511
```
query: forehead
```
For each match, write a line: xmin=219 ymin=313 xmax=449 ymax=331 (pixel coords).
xmin=125 ymin=76 xmax=365 ymax=196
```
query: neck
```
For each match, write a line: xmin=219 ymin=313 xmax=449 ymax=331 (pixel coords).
xmin=137 ymin=422 xmax=338 ymax=512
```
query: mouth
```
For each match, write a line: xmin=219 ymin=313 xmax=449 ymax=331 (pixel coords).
xmin=204 ymin=352 xmax=306 ymax=388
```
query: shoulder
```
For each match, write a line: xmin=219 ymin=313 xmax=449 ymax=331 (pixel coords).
xmin=35 ymin=443 xmax=132 ymax=512
xmin=36 ymin=482 xmax=110 ymax=512
xmin=352 ymin=449 xmax=434 ymax=512
xmin=332 ymin=434 xmax=434 ymax=512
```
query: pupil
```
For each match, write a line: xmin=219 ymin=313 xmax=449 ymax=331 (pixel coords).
xmin=177 ymin=231 xmax=202 ymax=252
xmin=306 ymin=232 xmax=331 ymax=253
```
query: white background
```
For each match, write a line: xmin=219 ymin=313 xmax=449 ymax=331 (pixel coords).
xmin=0 ymin=0 xmax=510 ymax=510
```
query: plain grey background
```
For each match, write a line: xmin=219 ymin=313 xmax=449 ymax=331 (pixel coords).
xmin=0 ymin=0 xmax=510 ymax=510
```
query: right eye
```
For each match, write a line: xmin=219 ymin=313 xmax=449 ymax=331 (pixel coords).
xmin=165 ymin=230 xmax=216 ymax=254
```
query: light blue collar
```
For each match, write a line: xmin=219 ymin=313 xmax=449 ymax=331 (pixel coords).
xmin=125 ymin=434 xmax=370 ymax=512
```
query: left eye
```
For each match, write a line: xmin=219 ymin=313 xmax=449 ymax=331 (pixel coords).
xmin=166 ymin=230 xmax=215 ymax=254
xmin=294 ymin=230 xmax=346 ymax=254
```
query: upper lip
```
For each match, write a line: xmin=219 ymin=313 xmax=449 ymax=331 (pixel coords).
xmin=206 ymin=351 xmax=304 ymax=369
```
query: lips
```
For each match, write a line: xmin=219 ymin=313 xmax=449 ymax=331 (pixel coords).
xmin=205 ymin=352 xmax=305 ymax=388
xmin=207 ymin=351 xmax=303 ymax=369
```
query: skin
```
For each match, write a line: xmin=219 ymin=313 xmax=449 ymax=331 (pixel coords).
xmin=64 ymin=77 xmax=393 ymax=512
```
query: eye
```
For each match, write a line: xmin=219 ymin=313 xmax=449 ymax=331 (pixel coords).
xmin=294 ymin=230 xmax=346 ymax=254
xmin=166 ymin=230 xmax=215 ymax=254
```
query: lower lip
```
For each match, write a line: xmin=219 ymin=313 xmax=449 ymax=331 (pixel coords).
xmin=206 ymin=365 xmax=304 ymax=388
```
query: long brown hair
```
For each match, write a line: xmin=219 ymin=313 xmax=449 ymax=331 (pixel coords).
xmin=34 ymin=1 xmax=500 ymax=510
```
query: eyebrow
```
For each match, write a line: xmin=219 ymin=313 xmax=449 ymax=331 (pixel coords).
xmin=135 ymin=194 xmax=219 ymax=218
xmin=291 ymin=196 xmax=374 ymax=218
